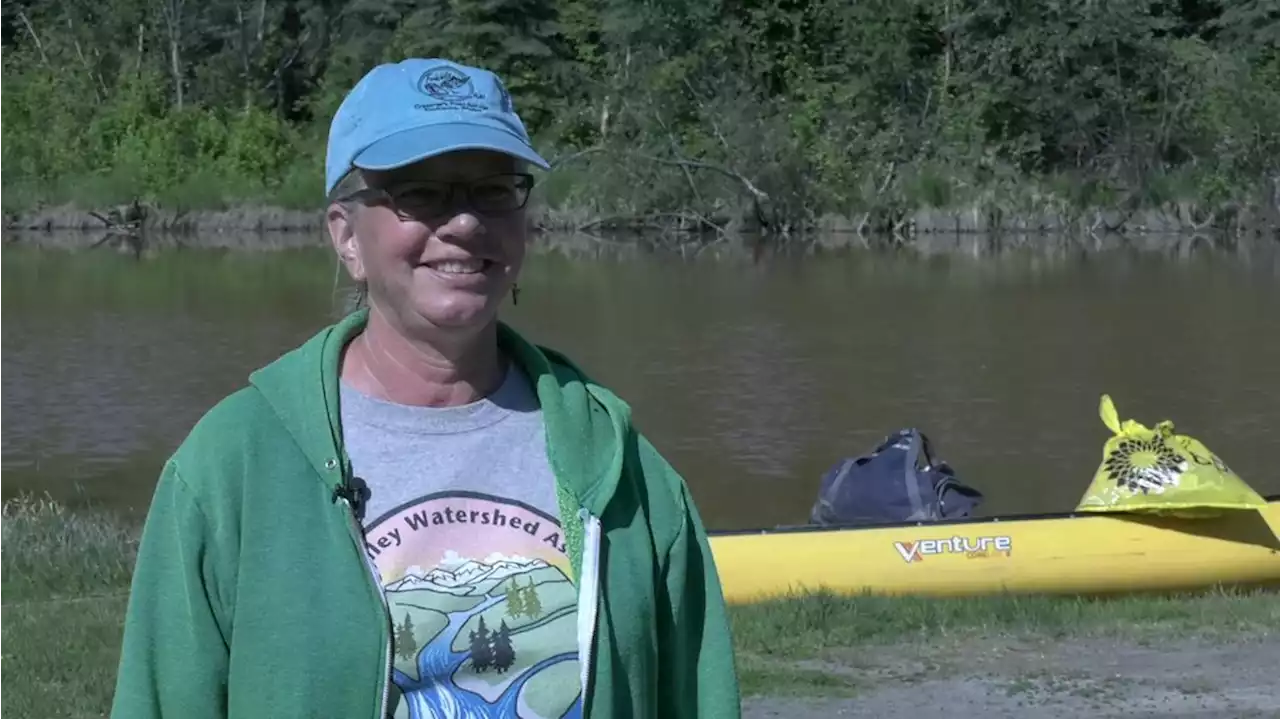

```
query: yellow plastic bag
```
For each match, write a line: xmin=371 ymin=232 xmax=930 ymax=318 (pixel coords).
xmin=1076 ymin=394 xmax=1267 ymax=518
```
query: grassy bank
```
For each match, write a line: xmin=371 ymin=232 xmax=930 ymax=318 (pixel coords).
xmin=1 ymin=497 xmax=140 ymax=718
xmin=3 ymin=496 xmax=1278 ymax=716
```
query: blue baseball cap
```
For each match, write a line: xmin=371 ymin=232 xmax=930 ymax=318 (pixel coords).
xmin=325 ymin=58 xmax=551 ymax=196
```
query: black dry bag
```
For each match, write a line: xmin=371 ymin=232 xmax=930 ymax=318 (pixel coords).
xmin=809 ymin=428 xmax=984 ymax=527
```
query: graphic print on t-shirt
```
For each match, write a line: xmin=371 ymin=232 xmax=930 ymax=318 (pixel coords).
xmin=364 ymin=491 xmax=582 ymax=719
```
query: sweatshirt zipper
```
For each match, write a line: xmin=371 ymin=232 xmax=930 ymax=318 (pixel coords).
xmin=338 ymin=495 xmax=393 ymax=719
xmin=576 ymin=509 xmax=603 ymax=711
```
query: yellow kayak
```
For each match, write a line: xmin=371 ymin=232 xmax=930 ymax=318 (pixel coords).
xmin=708 ymin=495 xmax=1280 ymax=603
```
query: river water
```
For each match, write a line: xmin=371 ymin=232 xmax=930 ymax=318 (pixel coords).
xmin=3 ymin=233 xmax=1278 ymax=531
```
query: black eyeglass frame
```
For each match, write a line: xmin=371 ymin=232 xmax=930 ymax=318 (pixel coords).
xmin=338 ymin=172 xmax=537 ymax=218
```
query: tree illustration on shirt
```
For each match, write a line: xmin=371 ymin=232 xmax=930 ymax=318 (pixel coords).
xmin=366 ymin=491 xmax=583 ymax=719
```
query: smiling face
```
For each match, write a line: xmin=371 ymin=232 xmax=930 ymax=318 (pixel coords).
xmin=327 ymin=150 xmax=532 ymax=337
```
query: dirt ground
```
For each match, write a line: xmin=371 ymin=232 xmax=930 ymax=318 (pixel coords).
xmin=742 ymin=635 xmax=1280 ymax=718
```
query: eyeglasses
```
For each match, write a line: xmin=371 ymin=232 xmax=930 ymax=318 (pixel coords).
xmin=342 ymin=172 xmax=535 ymax=218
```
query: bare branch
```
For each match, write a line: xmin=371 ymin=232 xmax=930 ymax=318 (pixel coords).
xmin=549 ymin=145 xmax=604 ymax=167
xmin=546 ymin=143 xmax=773 ymax=233
xmin=160 ymin=0 xmax=187 ymax=109
xmin=573 ymin=211 xmax=727 ymax=239
xmin=630 ymin=95 xmax=703 ymax=206
xmin=256 ymin=0 xmax=267 ymax=46
xmin=682 ymin=79 xmax=733 ymax=155
xmin=675 ymin=77 xmax=773 ymax=227
xmin=135 ymin=22 xmax=145 ymax=74
xmin=260 ymin=28 xmax=312 ymax=94
xmin=16 ymin=10 xmax=50 ymax=68
xmin=65 ymin=15 xmax=105 ymax=103
xmin=548 ymin=144 xmax=770 ymax=213
xmin=854 ymin=161 xmax=898 ymax=244
xmin=573 ymin=213 xmax=667 ymax=233
xmin=627 ymin=151 xmax=770 ymax=204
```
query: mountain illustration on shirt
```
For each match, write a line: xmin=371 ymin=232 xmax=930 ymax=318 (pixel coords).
xmin=364 ymin=491 xmax=583 ymax=719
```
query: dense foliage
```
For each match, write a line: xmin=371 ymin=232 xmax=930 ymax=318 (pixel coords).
xmin=2 ymin=0 xmax=1278 ymax=233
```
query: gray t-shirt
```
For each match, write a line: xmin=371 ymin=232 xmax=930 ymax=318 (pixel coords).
xmin=340 ymin=364 xmax=583 ymax=719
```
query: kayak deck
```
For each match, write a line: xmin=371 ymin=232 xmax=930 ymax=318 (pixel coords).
xmin=708 ymin=495 xmax=1280 ymax=603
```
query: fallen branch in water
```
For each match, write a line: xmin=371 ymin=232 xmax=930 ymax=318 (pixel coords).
xmin=549 ymin=144 xmax=773 ymax=232
xmin=84 ymin=200 xmax=151 ymax=258
xmin=855 ymin=160 xmax=898 ymax=246
xmin=625 ymin=151 xmax=769 ymax=206
xmin=572 ymin=213 xmax=669 ymax=233
xmin=88 ymin=199 xmax=147 ymax=234
xmin=572 ymin=210 xmax=729 ymax=238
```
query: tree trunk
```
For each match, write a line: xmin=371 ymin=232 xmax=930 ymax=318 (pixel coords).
xmin=161 ymin=0 xmax=185 ymax=109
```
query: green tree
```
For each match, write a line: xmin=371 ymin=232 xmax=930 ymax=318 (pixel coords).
xmin=2 ymin=0 xmax=1276 ymax=231
xmin=490 ymin=620 xmax=516 ymax=673
xmin=383 ymin=0 xmax=564 ymax=134
xmin=521 ymin=577 xmax=542 ymax=618
xmin=468 ymin=616 xmax=493 ymax=672
xmin=394 ymin=612 xmax=417 ymax=661
xmin=505 ymin=577 xmax=526 ymax=618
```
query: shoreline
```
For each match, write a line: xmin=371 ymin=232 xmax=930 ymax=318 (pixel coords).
xmin=4 ymin=496 xmax=1278 ymax=717
xmin=6 ymin=222 xmax=1279 ymax=268
xmin=5 ymin=197 xmax=1279 ymax=245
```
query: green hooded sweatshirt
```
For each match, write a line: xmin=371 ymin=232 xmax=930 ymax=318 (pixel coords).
xmin=110 ymin=308 xmax=741 ymax=718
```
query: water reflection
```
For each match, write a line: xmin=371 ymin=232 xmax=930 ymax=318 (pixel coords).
xmin=3 ymin=235 xmax=1278 ymax=530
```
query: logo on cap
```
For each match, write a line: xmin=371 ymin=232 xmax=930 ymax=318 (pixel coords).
xmin=418 ymin=66 xmax=481 ymax=101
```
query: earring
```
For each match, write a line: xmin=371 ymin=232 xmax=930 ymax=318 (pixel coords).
xmin=511 ymin=283 xmax=521 ymax=306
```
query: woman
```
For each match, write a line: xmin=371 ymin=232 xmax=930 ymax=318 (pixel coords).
xmin=110 ymin=58 xmax=742 ymax=719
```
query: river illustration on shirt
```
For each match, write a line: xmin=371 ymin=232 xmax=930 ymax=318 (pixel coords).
xmin=363 ymin=492 xmax=584 ymax=719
